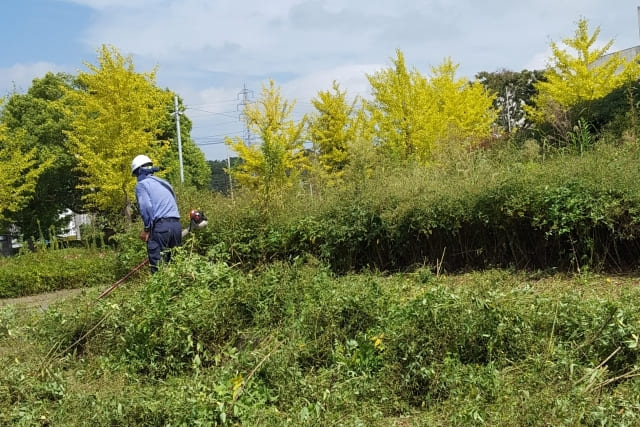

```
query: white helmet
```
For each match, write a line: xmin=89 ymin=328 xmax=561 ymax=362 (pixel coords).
xmin=131 ymin=154 xmax=153 ymax=175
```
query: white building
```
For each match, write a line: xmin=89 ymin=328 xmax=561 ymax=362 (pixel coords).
xmin=58 ymin=209 xmax=91 ymax=240
xmin=589 ymin=7 xmax=640 ymax=69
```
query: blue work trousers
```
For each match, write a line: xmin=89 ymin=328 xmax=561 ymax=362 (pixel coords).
xmin=147 ymin=219 xmax=182 ymax=273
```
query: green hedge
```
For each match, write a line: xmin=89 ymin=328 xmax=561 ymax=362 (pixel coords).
xmin=192 ymin=143 xmax=640 ymax=273
xmin=0 ymin=248 xmax=120 ymax=298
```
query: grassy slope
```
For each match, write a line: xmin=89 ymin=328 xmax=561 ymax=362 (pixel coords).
xmin=1 ymin=258 xmax=640 ymax=426
xmin=3 ymin=143 xmax=640 ymax=424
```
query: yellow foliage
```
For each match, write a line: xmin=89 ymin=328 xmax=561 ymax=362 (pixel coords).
xmin=526 ymin=18 xmax=640 ymax=125
xmin=225 ymin=80 xmax=309 ymax=204
xmin=308 ymin=81 xmax=359 ymax=183
xmin=366 ymin=50 xmax=497 ymax=164
xmin=0 ymin=123 xmax=53 ymax=221
xmin=428 ymin=58 xmax=498 ymax=150
xmin=64 ymin=45 xmax=173 ymax=217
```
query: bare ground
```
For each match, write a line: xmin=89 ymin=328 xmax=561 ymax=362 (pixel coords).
xmin=0 ymin=288 xmax=89 ymax=310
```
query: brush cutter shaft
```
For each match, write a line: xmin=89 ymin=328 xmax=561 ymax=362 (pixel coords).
xmin=97 ymin=258 xmax=149 ymax=299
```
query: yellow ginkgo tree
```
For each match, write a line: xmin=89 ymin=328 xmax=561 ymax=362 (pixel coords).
xmin=64 ymin=45 xmax=173 ymax=221
xmin=308 ymin=81 xmax=363 ymax=185
xmin=366 ymin=50 xmax=497 ymax=164
xmin=0 ymin=120 xmax=53 ymax=223
xmin=225 ymin=79 xmax=309 ymax=207
xmin=365 ymin=49 xmax=434 ymax=161
xmin=427 ymin=58 xmax=498 ymax=153
xmin=526 ymin=18 xmax=640 ymax=130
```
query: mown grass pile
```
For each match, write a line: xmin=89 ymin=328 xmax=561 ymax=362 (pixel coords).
xmin=2 ymin=252 xmax=640 ymax=426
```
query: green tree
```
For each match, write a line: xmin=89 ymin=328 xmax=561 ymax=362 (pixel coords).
xmin=208 ymin=158 xmax=241 ymax=194
xmin=225 ymin=79 xmax=309 ymax=206
xmin=584 ymin=80 xmax=640 ymax=140
xmin=64 ymin=45 xmax=173 ymax=222
xmin=0 ymin=72 xmax=83 ymax=239
xmin=208 ymin=159 xmax=230 ymax=194
xmin=525 ymin=18 xmax=640 ymax=137
xmin=476 ymin=68 xmax=545 ymax=133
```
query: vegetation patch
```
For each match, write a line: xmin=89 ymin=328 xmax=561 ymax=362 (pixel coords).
xmin=2 ymin=256 xmax=640 ymax=426
xmin=0 ymin=248 xmax=120 ymax=298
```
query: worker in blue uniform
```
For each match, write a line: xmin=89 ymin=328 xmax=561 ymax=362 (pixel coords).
xmin=131 ymin=154 xmax=182 ymax=273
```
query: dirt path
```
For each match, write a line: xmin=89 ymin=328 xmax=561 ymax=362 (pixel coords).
xmin=0 ymin=288 xmax=89 ymax=310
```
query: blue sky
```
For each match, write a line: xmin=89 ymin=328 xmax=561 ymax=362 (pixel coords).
xmin=2 ymin=0 xmax=639 ymax=160
xmin=2 ymin=1 xmax=89 ymax=66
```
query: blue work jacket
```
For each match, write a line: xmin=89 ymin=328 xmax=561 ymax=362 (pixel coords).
xmin=134 ymin=174 xmax=180 ymax=230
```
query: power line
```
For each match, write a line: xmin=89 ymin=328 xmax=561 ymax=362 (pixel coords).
xmin=184 ymin=85 xmax=262 ymax=163
xmin=186 ymin=107 xmax=239 ymax=118
xmin=191 ymin=120 xmax=242 ymax=129
xmin=185 ymin=99 xmax=239 ymax=107
xmin=193 ymin=130 xmax=241 ymax=138
xmin=195 ymin=141 xmax=227 ymax=147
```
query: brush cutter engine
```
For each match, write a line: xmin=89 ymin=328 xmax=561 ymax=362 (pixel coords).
xmin=189 ymin=209 xmax=208 ymax=229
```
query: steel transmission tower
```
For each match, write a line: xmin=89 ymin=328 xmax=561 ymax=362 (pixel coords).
xmin=237 ymin=84 xmax=254 ymax=145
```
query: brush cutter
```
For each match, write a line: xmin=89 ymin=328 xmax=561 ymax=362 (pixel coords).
xmin=96 ymin=210 xmax=208 ymax=300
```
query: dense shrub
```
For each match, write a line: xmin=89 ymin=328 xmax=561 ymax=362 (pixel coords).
xmin=382 ymin=281 xmax=640 ymax=409
xmin=188 ymin=143 xmax=640 ymax=274
xmin=382 ymin=285 xmax=539 ymax=406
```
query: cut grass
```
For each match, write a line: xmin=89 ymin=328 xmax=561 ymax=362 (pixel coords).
xmin=2 ymin=263 xmax=640 ymax=425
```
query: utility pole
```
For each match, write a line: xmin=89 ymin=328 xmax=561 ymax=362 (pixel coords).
xmin=174 ymin=95 xmax=184 ymax=183
xmin=226 ymin=145 xmax=234 ymax=200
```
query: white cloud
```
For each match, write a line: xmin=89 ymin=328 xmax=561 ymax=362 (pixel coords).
xmin=0 ymin=62 xmax=71 ymax=96
xmin=66 ymin=0 xmax=640 ymax=83
xmin=60 ymin=0 xmax=164 ymax=10
xmin=6 ymin=0 xmax=640 ymax=159
xmin=280 ymin=63 xmax=383 ymax=110
xmin=524 ymin=50 xmax=551 ymax=72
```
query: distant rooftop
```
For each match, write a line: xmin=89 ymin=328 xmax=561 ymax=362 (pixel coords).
xmin=588 ymin=7 xmax=640 ymax=69
xmin=590 ymin=45 xmax=640 ymax=69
